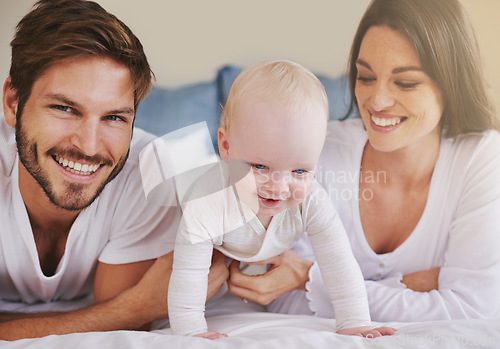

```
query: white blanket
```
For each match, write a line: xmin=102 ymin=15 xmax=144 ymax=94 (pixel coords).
xmin=3 ymin=292 xmax=500 ymax=349
xmin=3 ymin=313 xmax=499 ymax=349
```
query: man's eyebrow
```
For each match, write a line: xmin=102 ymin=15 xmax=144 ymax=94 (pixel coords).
xmin=108 ymin=107 xmax=135 ymax=116
xmin=44 ymin=93 xmax=134 ymax=116
xmin=45 ymin=93 xmax=81 ymax=108
xmin=356 ymin=59 xmax=423 ymax=74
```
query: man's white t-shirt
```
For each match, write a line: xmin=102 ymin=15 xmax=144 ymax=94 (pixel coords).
xmin=0 ymin=117 xmax=179 ymax=313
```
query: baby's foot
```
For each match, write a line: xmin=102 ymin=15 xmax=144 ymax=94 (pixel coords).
xmin=194 ymin=331 xmax=228 ymax=340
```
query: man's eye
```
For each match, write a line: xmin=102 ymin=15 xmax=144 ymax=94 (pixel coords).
xmin=105 ymin=115 xmax=125 ymax=122
xmin=52 ymin=105 xmax=72 ymax=112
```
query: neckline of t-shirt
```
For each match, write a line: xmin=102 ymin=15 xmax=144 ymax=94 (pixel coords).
xmin=352 ymin=134 xmax=447 ymax=259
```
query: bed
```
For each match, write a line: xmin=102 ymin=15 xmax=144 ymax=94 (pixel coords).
xmin=3 ymin=66 xmax=499 ymax=348
xmin=2 ymin=293 xmax=499 ymax=348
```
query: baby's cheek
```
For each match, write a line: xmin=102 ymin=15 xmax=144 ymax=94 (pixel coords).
xmin=290 ymin=183 xmax=312 ymax=203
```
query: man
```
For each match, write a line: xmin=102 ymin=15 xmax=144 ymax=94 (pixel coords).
xmin=0 ymin=0 xmax=227 ymax=340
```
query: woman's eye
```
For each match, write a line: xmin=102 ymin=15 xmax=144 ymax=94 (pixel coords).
xmin=395 ymin=81 xmax=420 ymax=90
xmin=356 ymin=76 xmax=375 ymax=84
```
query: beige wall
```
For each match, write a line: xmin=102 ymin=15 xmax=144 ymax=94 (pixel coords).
xmin=461 ymin=0 xmax=500 ymax=110
xmin=1 ymin=0 xmax=498 ymax=109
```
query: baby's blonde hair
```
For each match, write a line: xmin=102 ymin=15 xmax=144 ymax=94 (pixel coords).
xmin=220 ymin=60 xmax=329 ymax=134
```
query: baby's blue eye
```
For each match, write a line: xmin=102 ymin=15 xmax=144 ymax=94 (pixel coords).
xmin=293 ymin=169 xmax=308 ymax=175
xmin=253 ymin=164 xmax=267 ymax=170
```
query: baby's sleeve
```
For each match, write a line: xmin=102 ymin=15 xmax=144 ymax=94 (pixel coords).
xmin=304 ymin=183 xmax=371 ymax=330
xmin=167 ymin=202 xmax=216 ymax=336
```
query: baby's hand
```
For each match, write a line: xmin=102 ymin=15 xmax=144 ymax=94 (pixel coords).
xmin=193 ymin=331 xmax=228 ymax=340
xmin=336 ymin=326 xmax=397 ymax=338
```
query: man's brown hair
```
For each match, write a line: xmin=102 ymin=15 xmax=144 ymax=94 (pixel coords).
xmin=9 ymin=0 xmax=153 ymax=116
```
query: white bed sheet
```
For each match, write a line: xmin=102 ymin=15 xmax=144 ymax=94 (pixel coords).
xmin=2 ymin=294 xmax=499 ymax=348
xmin=2 ymin=313 xmax=500 ymax=349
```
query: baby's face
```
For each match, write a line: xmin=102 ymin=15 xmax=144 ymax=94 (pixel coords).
xmin=218 ymin=97 xmax=327 ymax=223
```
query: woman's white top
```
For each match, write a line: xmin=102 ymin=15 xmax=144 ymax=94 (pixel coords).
xmin=271 ymin=118 xmax=500 ymax=322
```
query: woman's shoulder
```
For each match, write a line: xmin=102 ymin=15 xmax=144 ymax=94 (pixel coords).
xmin=444 ymin=129 xmax=500 ymax=164
xmin=321 ymin=118 xmax=366 ymax=166
xmin=325 ymin=118 xmax=366 ymax=144
xmin=438 ymin=129 xmax=500 ymax=184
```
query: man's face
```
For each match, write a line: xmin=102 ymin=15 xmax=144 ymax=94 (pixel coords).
xmin=14 ymin=56 xmax=135 ymax=211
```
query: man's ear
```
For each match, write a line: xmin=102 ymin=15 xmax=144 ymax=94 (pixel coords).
xmin=217 ymin=127 xmax=230 ymax=160
xmin=3 ymin=77 xmax=19 ymax=128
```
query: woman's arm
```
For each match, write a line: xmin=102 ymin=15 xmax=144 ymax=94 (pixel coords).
xmin=402 ymin=267 xmax=440 ymax=292
xmin=228 ymin=252 xmax=440 ymax=304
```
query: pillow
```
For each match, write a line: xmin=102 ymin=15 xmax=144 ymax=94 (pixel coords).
xmin=317 ymin=74 xmax=359 ymax=120
xmin=135 ymin=81 xmax=220 ymax=149
xmin=215 ymin=65 xmax=360 ymax=121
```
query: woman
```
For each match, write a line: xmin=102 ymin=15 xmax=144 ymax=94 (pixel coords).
xmin=227 ymin=0 xmax=500 ymax=322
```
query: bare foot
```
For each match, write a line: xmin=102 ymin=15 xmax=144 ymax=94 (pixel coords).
xmin=194 ymin=331 xmax=228 ymax=340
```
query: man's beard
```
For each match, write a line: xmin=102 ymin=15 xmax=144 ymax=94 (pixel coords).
xmin=15 ymin=112 xmax=130 ymax=211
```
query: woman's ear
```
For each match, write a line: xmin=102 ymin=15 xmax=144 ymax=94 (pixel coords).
xmin=217 ymin=127 xmax=230 ymax=160
xmin=3 ymin=77 xmax=19 ymax=128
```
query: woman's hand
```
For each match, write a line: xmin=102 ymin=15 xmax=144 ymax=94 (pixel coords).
xmin=227 ymin=250 xmax=313 ymax=305
xmin=402 ymin=267 xmax=440 ymax=292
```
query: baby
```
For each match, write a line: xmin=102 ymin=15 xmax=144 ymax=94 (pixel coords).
xmin=168 ymin=60 xmax=381 ymax=339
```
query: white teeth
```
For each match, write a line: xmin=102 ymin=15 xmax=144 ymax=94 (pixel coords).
xmin=371 ymin=115 xmax=403 ymax=127
xmin=55 ymin=155 xmax=101 ymax=175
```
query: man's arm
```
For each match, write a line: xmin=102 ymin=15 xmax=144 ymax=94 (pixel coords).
xmin=0 ymin=312 xmax=64 ymax=323
xmin=0 ymin=258 xmax=164 ymax=341
xmin=0 ymin=250 xmax=229 ymax=341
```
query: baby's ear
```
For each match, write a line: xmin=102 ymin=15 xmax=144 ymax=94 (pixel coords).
xmin=3 ymin=77 xmax=19 ymax=128
xmin=217 ymin=127 xmax=230 ymax=160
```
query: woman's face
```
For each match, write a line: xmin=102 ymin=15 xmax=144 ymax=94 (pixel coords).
xmin=355 ymin=25 xmax=444 ymax=153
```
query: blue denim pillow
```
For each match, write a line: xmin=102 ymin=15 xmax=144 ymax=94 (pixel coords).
xmin=318 ymin=74 xmax=360 ymax=120
xmin=216 ymin=65 xmax=359 ymax=120
xmin=135 ymin=81 xmax=220 ymax=149
xmin=135 ymin=65 xmax=359 ymax=154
